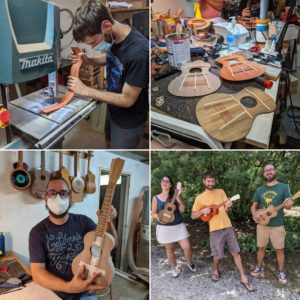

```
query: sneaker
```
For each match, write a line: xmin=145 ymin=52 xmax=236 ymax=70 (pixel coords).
xmin=250 ymin=266 xmax=264 ymax=278
xmin=186 ymin=262 xmax=197 ymax=272
xmin=171 ymin=267 xmax=181 ymax=278
xmin=278 ymin=271 xmax=287 ymax=284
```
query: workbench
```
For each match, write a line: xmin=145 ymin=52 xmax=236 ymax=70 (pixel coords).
xmin=151 ymin=57 xmax=280 ymax=149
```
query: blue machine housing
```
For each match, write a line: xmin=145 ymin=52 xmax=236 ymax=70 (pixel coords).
xmin=0 ymin=0 xmax=60 ymax=84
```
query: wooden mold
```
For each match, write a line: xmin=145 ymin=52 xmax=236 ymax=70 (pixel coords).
xmin=216 ymin=53 xmax=265 ymax=81
xmin=168 ymin=61 xmax=221 ymax=97
xmin=196 ymin=87 xmax=276 ymax=142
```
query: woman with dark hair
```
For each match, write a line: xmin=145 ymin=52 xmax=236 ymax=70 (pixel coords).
xmin=152 ymin=176 xmax=195 ymax=278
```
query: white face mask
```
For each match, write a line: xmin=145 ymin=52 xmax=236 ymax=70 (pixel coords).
xmin=95 ymin=27 xmax=114 ymax=52
xmin=47 ymin=195 xmax=69 ymax=216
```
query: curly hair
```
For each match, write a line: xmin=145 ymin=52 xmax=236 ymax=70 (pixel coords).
xmin=73 ymin=0 xmax=114 ymax=43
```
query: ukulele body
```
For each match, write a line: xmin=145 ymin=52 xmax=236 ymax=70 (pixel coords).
xmin=254 ymin=205 xmax=277 ymax=226
xmin=85 ymin=172 xmax=96 ymax=194
xmin=216 ymin=53 xmax=265 ymax=81
xmin=168 ymin=61 xmax=221 ymax=97
xmin=30 ymin=168 xmax=51 ymax=198
xmin=158 ymin=202 xmax=176 ymax=224
xmin=196 ymin=87 xmax=276 ymax=142
xmin=72 ymin=231 xmax=115 ymax=286
xmin=200 ymin=205 xmax=218 ymax=222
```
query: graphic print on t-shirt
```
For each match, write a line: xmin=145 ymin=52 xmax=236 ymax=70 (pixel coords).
xmin=46 ymin=231 xmax=83 ymax=270
xmin=106 ymin=50 xmax=124 ymax=93
xmin=262 ymin=190 xmax=277 ymax=205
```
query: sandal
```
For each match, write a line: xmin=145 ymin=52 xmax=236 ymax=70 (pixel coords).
xmin=211 ymin=272 xmax=219 ymax=282
xmin=241 ymin=281 xmax=255 ymax=292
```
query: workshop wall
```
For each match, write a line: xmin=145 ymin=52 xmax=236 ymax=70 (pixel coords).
xmin=152 ymin=0 xmax=194 ymax=18
xmin=0 ymin=151 xmax=149 ymax=266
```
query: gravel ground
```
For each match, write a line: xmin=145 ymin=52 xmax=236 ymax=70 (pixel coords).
xmin=151 ymin=244 xmax=300 ymax=300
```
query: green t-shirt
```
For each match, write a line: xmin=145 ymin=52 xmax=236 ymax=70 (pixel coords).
xmin=252 ymin=182 xmax=291 ymax=227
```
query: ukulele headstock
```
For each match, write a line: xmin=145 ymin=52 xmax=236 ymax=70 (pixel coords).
xmin=292 ymin=190 xmax=300 ymax=200
xmin=230 ymin=194 xmax=240 ymax=202
xmin=108 ymin=158 xmax=125 ymax=185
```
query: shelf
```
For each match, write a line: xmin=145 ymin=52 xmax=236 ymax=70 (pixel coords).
xmin=110 ymin=7 xmax=148 ymax=13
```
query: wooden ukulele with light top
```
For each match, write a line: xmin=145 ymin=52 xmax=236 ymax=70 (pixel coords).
xmin=253 ymin=190 xmax=300 ymax=226
xmin=71 ymin=158 xmax=125 ymax=286
xmin=157 ymin=182 xmax=182 ymax=224
xmin=200 ymin=194 xmax=240 ymax=222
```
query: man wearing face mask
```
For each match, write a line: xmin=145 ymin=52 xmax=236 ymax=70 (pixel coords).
xmin=29 ymin=177 xmax=115 ymax=299
xmin=69 ymin=0 xmax=149 ymax=149
xmin=251 ymin=162 xmax=293 ymax=284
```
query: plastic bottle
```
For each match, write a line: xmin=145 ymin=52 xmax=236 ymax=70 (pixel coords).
xmin=227 ymin=33 xmax=234 ymax=51
xmin=228 ymin=16 xmax=240 ymax=49
xmin=0 ymin=232 xmax=5 ymax=257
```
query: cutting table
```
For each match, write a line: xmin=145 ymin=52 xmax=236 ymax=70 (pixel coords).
xmin=5 ymin=86 xmax=99 ymax=149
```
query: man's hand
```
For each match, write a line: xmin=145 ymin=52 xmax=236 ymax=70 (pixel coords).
xmin=224 ymin=200 xmax=232 ymax=209
xmin=97 ymin=205 xmax=118 ymax=223
xmin=252 ymin=212 xmax=260 ymax=224
xmin=67 ymin=265 xmax=107 ymax=293
xmin=242 ymin=7 xmax=251 ymax=18
xmin=283 ymin=198 xmax=294 ymax=209
xmin=67 ymin=76 xmax=90 ymax=96
xmin=71 ymin=52 xmax=89 ymax=64
xmin=201 ymin=207 xmax=211 ymax=215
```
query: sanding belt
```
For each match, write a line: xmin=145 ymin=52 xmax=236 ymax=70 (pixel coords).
xmin=41 ymin=47 xmax=83 ymax=114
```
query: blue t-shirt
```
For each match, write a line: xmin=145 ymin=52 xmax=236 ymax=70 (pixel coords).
xmin=29 ymin=213 xmax=96 ymax=299
xmin=156 ymin=195 xmax=183 ymax=226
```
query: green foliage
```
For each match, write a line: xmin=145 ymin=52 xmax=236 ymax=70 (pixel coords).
xmin=151 ymin=151 xmax=300 ymax=223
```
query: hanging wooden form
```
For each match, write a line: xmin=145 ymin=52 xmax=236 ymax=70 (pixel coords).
xmin=216 ymin=53 xmax=265 ymax=81
xmin=196 ymin=87 xmax=276 ymax=142
xmin=168 ymin=61 xmax=221 ymax=97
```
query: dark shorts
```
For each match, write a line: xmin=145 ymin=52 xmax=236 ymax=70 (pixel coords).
xmin=210 ymin=227 xmax=240 ymax=258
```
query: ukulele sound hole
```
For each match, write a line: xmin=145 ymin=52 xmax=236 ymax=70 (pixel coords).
xmin=167 ymin=207 xmax=173 ymax=211
xmin=240 ymin=97 xmax=257 ymax=108
xmin=266 ymin=212 xmax=272 ymax=216
xmin=190 ymin=68 xmax=202 ymax=73
xmin=228 ymin=59 xmax=239 ymax=64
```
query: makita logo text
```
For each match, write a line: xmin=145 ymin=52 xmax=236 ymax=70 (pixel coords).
xmin=19 ymin=54 xmax=54 ymax=70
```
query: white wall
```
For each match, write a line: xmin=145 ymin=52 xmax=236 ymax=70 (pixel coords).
xmin=0 ymin=150 xmax=149 ymax=266
xmin=152 ymin=0 xmax=195 ymax=18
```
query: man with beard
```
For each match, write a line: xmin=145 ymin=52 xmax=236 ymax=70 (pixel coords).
xmin=191 ymin=171 xmax=255 ymax=292
xmin=69 ymin=0 xmax=149 ymax=149
xmin=251 ymin=162 xmax=293 ymax=284
xmin=29 ymin=177 xmax=115 ymax=299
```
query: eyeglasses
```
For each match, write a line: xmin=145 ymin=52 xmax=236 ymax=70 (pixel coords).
xmin=161 ymin=179 xmax=170 ymax=183
xmin=47 ymin=190 xmax=70 ymax=199
xmin=264 ymin=168 xmax=275 ymax=173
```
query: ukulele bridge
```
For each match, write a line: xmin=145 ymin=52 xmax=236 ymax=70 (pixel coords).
xmin=79 ymin=261 xmax=106 ymax=276
xmin=163 ymin=213 xmax=171 ymax=218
